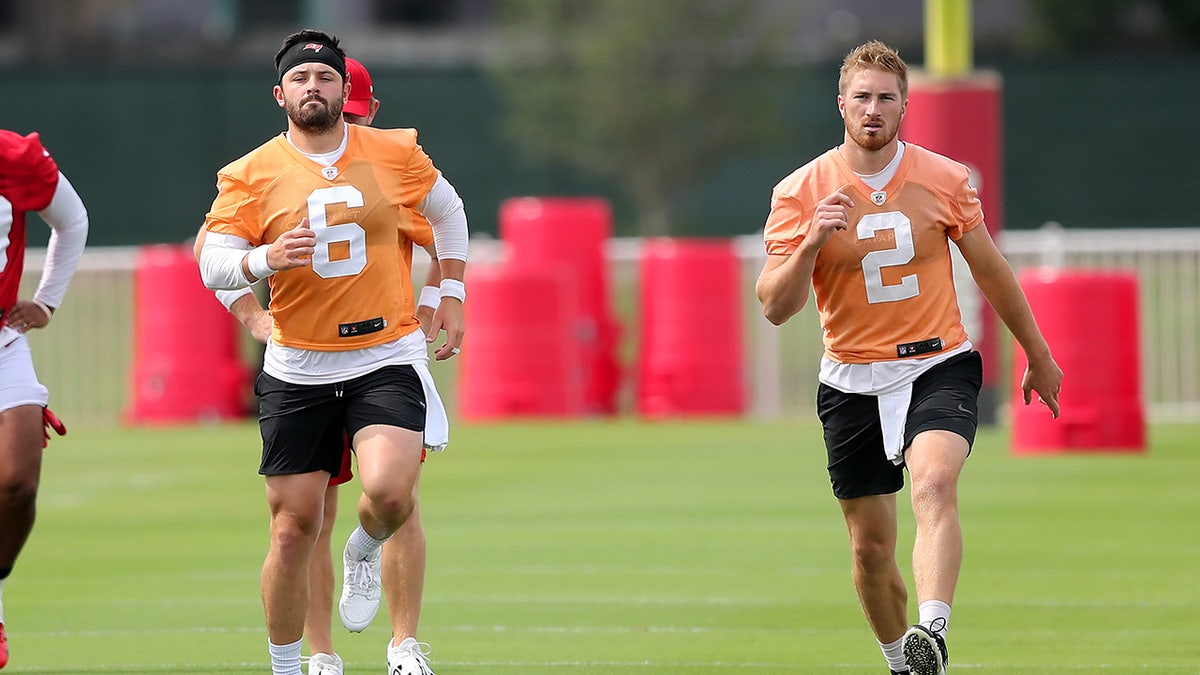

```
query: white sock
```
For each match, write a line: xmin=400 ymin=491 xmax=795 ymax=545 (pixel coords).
xmin=879 ymin=635 xmax=907 ymax=671
xmin=347 ymin=525 xmax=389 ymax=559
xmin=0 ymin=578 xmax=6 ymax=623
xmin=918 ymin=599 xmax=952 ymax=638
xmin=268 ymin=638 xmax=303 ymax=675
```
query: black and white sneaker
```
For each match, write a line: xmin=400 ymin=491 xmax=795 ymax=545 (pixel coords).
xmin=903 ymin=623 xmax=948 ymax=675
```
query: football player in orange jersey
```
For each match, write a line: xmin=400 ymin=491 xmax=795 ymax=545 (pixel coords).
xmin=199 ymin=55 xmax=442 ymax=675
xmin=756 ymin=41 xmax=1062 ymax=675
xmin=197 ymin=30 xmax=466 ymax=675
xmin=0 ymin=129 xmax=89 ymax=671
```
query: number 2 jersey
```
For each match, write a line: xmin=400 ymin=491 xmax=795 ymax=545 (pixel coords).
xmin=0 ymin=131 xmax=59 ymax=325
xmin=203 ymin=124 xmax=438 ymax=352
xmin=763 ymin=142 xmax=983 ymax=364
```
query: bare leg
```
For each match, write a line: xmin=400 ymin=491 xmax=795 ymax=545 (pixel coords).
xmin=382 ymin=477 xmax=426 ymax=644
xmin=262 ymin=472 xmax=329 ymax=645
xmin=305 ymin=485 xmax=339 ymax=655
xmin=352 ymin=426 xmax=423 ymax=540
xmin=351 ymin=425 xmax=424 ymax=649
xmin=0 ymin=405 xmax=44 ymax=575
xmin=839 ymin=492 xmax=908 ymax=644
xmin=905 ymin=430 xmax=968 ymax=607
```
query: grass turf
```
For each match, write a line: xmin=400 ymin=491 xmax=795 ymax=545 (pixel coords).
xmin=5 ymin=418 xmax=1198 ymax=673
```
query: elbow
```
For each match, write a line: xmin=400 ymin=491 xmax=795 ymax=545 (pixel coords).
xmin=762 ymin=305 xmax=792 ymax=326
xmin=756 ymin=284 xmax=798 ymax=326
xmin=759 ymin=295 xmax=797 ymax=326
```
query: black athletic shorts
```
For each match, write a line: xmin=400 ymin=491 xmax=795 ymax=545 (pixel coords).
xmin=816 ymin=350 xmax=983 ymax=500
xmin=255 ymin=364 xmax=426 ymax=477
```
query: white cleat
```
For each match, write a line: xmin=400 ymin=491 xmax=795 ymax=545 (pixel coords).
xmin=386 ymin=636 xmax=435 ymax=675
xmin=303 ymin=652 xmax=343 ymax=675
xmin=338 ymin=540 xmax=382 ymax=632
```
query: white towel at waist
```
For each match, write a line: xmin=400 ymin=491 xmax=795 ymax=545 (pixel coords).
xmin=819 ymin=341 xmax=971 ymax=465
xmin=877 ymin=385 xmax=914 ymax=465
xmin=413 ymin=361 xmax=450 ymax=452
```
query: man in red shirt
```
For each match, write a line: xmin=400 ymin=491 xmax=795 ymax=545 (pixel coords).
xmin=0 ymin=129 xmax=89 ymax=670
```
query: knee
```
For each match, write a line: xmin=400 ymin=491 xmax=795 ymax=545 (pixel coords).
xmin=911 ymin=474 xmax=958 ymax=515
xmin=270 ymin=512 xmax=321 ymax=556
xmin=850 ymin=532 xmax=895 ymax=573
xmin=365 ymin=485 xmax=415 ymax=521
xmin=381 ymin=495 xmax=415 ymax=524
xmin=0 ymin=473 xmax=38 ymax=507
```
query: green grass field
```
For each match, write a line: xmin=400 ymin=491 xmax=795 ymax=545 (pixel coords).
xmin=6 ymin=419 xmax=1199 ymax=673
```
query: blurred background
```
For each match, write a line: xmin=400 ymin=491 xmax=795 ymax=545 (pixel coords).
xmin=5 ymin=0 xmax=1199 ymax=431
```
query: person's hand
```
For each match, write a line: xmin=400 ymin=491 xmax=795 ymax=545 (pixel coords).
xmin=5 ymin=299 xmax=53 ymax=333
xmin=426 ymin=298 xmax=464 ymax=361
xmin=267 ymin=218 xmax=318 ymax=271
xmin=806 ymin=189 xmax=855 ymax=249
xmin=415 ymin=304 xmax=436 ymax=338
xmin=1021 ymin=356 xmax=1063 ymax=419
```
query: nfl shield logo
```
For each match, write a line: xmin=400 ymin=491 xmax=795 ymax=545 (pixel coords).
xmin=871 ymin=191 xmax=887 ymax=206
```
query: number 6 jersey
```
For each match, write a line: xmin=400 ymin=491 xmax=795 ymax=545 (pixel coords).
xmin=763 ymin=142 xmax=983 ymax=364
xmin=203 ymin=124 xmax=438 ymax=351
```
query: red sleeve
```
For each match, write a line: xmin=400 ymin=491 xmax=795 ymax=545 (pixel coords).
xmin=0 ymin=131 xmax=60 ymax=212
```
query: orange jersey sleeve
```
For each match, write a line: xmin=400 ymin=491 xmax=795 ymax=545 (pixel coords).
xmin=202 ymin=126 xmax=440 ymax=351
xmin=404 ymin=211 xmax=434 ymax=248
xmin=764 ymin=144 xmax=983 ymax=363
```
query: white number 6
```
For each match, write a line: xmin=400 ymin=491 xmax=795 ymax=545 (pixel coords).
xmin=307 ymin=186 xmax=367 ymax=279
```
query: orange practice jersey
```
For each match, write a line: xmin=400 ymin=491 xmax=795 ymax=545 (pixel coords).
xmin=400 ymin=210 xmax=434 ymax=276
xmin=204 ymin=124 xmax=438 ymax=351
xmin=763 ymin=143 xmax=983 ymax=363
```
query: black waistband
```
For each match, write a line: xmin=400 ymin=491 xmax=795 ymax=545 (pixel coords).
xmin=338 ymin=317 xmax=386 ymax=338
xmin=896 ymin=337 xmax=943 ymax=358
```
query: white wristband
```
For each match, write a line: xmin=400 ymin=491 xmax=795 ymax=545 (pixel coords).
xmin=417 ymin=285 xmax=441 ymax=310
xmin=245 ymin=245 xmax=275 ymax=281
xmin=32 ymin=299 xmax=54 ymax=321
xmin=439 ymin=278 xmax=466 ymax=303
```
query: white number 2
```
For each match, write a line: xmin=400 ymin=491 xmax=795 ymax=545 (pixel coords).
xmin=307 ymin=186 xmax=366 ymax=279
xmin=858 ymin=212 xmax=919 ymax=304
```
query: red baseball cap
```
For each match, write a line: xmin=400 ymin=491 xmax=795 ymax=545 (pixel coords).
xmin=343 ymin=57 xmax=374 ymax=118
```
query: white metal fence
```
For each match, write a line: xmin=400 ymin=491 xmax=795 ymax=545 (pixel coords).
xmin=19 ymin=227 xmax=1200 ymax=428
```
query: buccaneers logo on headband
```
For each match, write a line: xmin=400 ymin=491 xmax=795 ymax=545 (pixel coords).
xmin=277 ymin=38 xmax=346 ymax=82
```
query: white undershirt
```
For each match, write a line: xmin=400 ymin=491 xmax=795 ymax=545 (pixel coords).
xmin=856 ymin=141 xmax=905 ymax=191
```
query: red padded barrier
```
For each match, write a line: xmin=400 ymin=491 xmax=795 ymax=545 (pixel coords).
xmin=637 ymin=238 xmax=744 ymax=417
xmin=126 ymin=245 xmax=247 ymax=424
xmin=499 ymin=197 xmax=620 ymax=414
xmin=458 ymin=263 xmax=585 ymax=420
xmin=1011 ymin=269 xmax=1145 ymax=453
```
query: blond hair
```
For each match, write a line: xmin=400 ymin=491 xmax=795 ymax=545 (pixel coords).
xmin=838 ymin=40 xmax=908 ymax=98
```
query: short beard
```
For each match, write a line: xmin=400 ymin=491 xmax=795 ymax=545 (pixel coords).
xmin=844 ymin=119 xmax=895 ymax=152
xmin=285 ymin=95 xmax=343 ymax=134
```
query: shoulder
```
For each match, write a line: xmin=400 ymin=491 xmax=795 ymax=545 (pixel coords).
xmin=350 ymin=125 xmax=421 ymax=156
xmin=216 ymin=135 xmax=293 ymax=188
xmin=0 ymin=130 xmax=60 ymax=210
xmin=0 ymin=130 xmax=57 ymax=175
xmin=903 ymin=142 xmax=972 ymax=188
xmin=773 ymin=148 xmax=844 ymax=202
xmin=0 ymin=129 xmax=46 ymax=159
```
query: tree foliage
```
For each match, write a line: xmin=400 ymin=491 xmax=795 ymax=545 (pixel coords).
xmin=490 ymin=0 xmax=799 ymax=236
